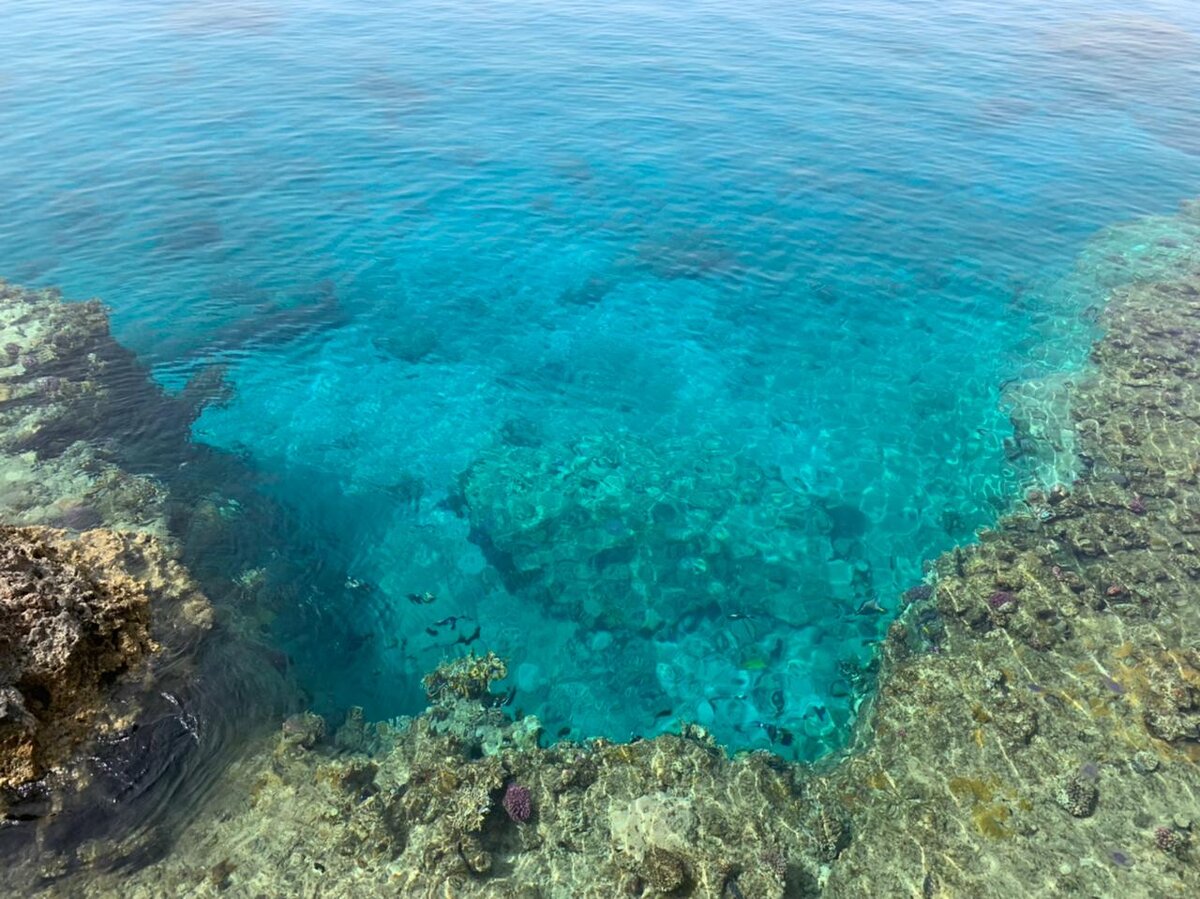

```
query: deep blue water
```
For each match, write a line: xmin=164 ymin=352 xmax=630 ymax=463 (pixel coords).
xmin=3 ymin=0 xmax=1200 ymax=757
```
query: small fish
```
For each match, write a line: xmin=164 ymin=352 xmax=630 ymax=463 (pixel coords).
xmin=424 ymin=627 xmax=438 ymax=637
xmin=769 ymin=637 xmax=785 ymax=662
xmin=922 ymin=872 xmax=937 ymax=898
xmin=716 ymin=692 xmax=749 ymax=702
xmin=741 ymin=658 xmax=768 ymax=671
xmin=407 ymin=591 xmax=437 ymax=605
xmin=653 ymin=708 xmax=673 ymax=720
xmin=856 ymin=598 xmax=887 ymax=615
xmin=754 ymin=722 xmax=794 ymax=746
xmin=727 ymin=612 xmax=755 ymax=621
xmin=483 ymin=686 xmax=516 ymax=708
xmin=556 ymin=726 xmax=572 ymax=738
xmin=433 ymin=614 xmax=472 ymax=630
xmin=454 ymin=624 xmax=481 ymax=646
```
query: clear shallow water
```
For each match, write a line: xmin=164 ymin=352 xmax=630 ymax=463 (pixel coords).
xmin=2 ymin=0 xmax=1200 ymax=758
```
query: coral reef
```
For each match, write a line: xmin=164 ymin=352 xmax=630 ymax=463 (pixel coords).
xmin=456 ymin=431 xmax=836 ymax=630
xmin=502 ymin=783 xmax=533 ymax=823
xmin=73 ymin=693 xmax=823 ymax=898
xmin=0 ymin=280 xmax=301 ymax=890
xmin=811 ymin=199 xmax=1200 ymax=896
xmin=8 ymin=200 xmax=1200 ymax=897
xmin=422 ymin=651 xmax=509 ymax=704
xmin=0 ymin=280 xmax=232 ymax=535
xmin=453 ymin=432 xmax=869 ymax=757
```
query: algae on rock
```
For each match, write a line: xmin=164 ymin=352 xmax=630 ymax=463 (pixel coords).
xmin=0 ymin=525 xmax=212 ymax=801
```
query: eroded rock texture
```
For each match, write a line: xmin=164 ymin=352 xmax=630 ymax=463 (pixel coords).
xmin=0 ymin=526 xmax=211 ymax=798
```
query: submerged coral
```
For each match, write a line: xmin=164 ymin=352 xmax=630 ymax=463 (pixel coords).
xmin=454 ymin=430 xmax=866 ymax=756
xmin=502 ymin=783 xmax=533 ymax=823
xmin=457 ymin=431 xmax=836 ymax=631
xmin=422 ymin=651 xmax=509 ymax=704
xmin=8 ymin=200 xmax=1200 ymax=896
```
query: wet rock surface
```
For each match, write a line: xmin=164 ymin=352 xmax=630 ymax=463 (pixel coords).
xmin=0 ymin=522 xmax=219 ymax=848
xmin=1 ymin=526 xmax=148 ymax=794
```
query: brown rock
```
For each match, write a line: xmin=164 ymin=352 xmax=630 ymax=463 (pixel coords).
xmin=0 ymin=525 xmax=210 ymax=795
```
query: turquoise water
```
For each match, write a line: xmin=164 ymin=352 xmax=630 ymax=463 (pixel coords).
xmin=3 ymin=0 xmax=1200 ymax=758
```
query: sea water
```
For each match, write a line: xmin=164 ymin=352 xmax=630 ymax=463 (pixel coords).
xmin=2 ymin=0 xmax=1200 ymax=758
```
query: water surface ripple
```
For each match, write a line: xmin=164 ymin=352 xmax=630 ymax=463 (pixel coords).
xmin=2 ymin=0 xmax=1200 ymax=756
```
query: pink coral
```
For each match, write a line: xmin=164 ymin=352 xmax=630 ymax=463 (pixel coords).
xmin=987 ymin=591 xmax=1017 ymax=612
xmin=502 ymin=783 xmax=533 ymax=823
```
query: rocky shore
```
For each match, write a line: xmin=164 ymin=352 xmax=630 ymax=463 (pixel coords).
xmin=0 ymin=281 xmax=296 ymax=889
xmin=4 ymin=199 xmax=1200 ymax=897
xmin=0 ymin=526 xmax=212 ymax=799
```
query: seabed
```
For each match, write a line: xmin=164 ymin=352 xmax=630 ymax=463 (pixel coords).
xmin=3 ymin=201 xmax=1200 ymax=896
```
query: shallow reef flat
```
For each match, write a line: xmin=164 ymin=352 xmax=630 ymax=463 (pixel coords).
xmin=6 ymin=199 xmax=1200 ymax=897
xmin=0 ymin=282 xmax=170 ymax=534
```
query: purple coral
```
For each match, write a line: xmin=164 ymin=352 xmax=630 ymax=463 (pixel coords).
xmin=502 ymin=783 xmax=533 ymax=823
xmin=987 ymin=591 xmax=1017 ymax=612
xmin=1154 ymin=826 xmax=1187 ymax=853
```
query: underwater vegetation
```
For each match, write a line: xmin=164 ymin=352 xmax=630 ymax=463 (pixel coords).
xmin=2 ymin=199 xmax=1200 ymax=895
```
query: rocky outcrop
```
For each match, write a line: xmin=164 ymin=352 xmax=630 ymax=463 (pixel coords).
xmin=0 ymin=526 xmax=211 ymax=801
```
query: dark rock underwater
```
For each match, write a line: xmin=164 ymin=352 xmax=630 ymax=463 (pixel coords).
xmin=3 ymin=199 xmax=1200 ymax=896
